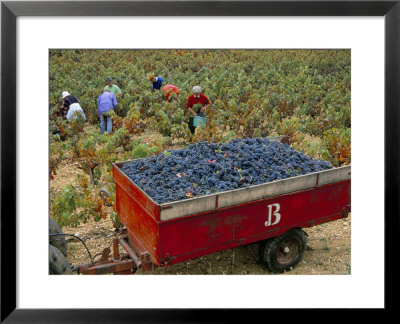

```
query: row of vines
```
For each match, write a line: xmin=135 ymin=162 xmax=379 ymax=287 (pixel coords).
xmin=49 ymin=49 xmax=350 ymax=228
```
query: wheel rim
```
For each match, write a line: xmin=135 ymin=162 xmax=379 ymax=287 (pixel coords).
xmin=276 ymin=237 xmax=301 ymax=265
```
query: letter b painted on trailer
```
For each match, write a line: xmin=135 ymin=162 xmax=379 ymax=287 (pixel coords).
xmin=265 ymin=203 xmax=281 ymax=226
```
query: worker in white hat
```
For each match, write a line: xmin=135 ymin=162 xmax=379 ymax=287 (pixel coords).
xmin=61 ymin=91 xmax=86 ymax=121
xmin=186 ymin=86 xmax=210 ymax=134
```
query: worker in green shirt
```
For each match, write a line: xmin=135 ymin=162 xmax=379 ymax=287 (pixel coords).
xmin=104 ymin=77 xmax=122 ymax=96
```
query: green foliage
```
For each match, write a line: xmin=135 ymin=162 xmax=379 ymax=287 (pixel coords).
xmin=51 ymin=181 xmax=106 ymax=227
xmin=49 ymin=128 xmax=168 ymax=227
xmin=49 ymin=49 xmax=351 ymax=228
xmin=130 ymin=142 xmax=159 ymax=159
xmin=162 ymin=150 xmax=172 ymax=157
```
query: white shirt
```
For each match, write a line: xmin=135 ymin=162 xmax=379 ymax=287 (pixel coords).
xmin=66 ymin=103 xmax=86 ymax=121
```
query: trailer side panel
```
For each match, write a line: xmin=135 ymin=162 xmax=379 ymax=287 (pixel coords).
xmin=158 ymin=180 xmax=350 ymax=265
xmin=115 ymin=173 xmax=160 ymax=263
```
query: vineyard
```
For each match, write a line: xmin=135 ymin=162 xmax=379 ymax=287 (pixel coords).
xmin=49 ymin=49 xmax=351 ymax=274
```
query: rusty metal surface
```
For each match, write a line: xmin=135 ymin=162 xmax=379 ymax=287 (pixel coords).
xmin=76 ymin=230 xmax=140 ymax=275
xmin=100 ymin=247 xmax=111 ymax=262
xmin=341 ymin=204 xmax=351 ymax=217
xmin=80 ymin=258 xmax=135 ymax=275
xmin=112 ymin=238 xmax=120 ymax=261
xmin=118 ymin=238 xmax=141 ymax=268
xmin=113 ymin=162 xmax=159 ymax=220
xmin=114 ymin=177 xmax=160 ymax=263
xmin=276 ymin=237 xmax=301 ymax=265
xmin=112 ymin=159 xmax=351 ymax=270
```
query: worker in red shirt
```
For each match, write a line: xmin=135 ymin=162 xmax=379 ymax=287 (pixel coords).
xmin=186 ymin=86 xmax=210 ymax=134
xmin=162 ymin=84 xmax=180 ymax=102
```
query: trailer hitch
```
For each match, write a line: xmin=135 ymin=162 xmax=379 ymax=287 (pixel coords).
xmin=76 ymin=229 xmax=143 ymax=275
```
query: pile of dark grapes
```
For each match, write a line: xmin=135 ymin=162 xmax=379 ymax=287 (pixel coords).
xmin=120 ymin=138 xmax=333 ymax=204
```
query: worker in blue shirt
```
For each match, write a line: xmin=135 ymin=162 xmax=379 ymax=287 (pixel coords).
xmin=149 ymin=74 xmax=164 ymax=91
xmin=97 ymin=90 xmax=118 ymax=134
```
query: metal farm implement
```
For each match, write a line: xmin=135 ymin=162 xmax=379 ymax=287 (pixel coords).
xmin=61 ymin=138 xmax=351 ymax=275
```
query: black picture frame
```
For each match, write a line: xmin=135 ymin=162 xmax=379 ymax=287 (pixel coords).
xmin=1 ymin=0 xmax=398 ymax=322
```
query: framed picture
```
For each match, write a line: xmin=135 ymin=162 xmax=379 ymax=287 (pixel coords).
xmin=1 ymin=0 xmax=397 ymax=321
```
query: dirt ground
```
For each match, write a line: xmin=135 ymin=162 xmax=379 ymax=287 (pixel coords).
xmin=51 ymin=161 xmax=351 ymax=276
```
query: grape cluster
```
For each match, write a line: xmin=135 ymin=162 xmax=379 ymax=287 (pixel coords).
xmin=120 ymin=138 xmax=333 ymax=204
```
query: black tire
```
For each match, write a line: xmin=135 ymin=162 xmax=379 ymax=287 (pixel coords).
xmin=259 ymin=228 xmax=307 ymax=273
xmin=49 ymin=245 xmax=73 ymax=275
xmin=49 ymin=218 xmax=67 ymax=257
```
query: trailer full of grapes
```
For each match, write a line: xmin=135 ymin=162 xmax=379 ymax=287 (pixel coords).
xmin=78 ymin=137 xmax=351 ymax=274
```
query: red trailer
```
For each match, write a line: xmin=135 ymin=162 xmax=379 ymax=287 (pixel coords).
xmin=77 ymin=151 xmax=351 ymax=275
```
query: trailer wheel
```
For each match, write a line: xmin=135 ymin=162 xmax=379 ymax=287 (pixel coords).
xmin=49 ymin=217 xmax=67 ymax=257
xmin=259 ymin=228 xmax=306 ymax=273
xmin=49 ymin=245 xmax=73 ymax=275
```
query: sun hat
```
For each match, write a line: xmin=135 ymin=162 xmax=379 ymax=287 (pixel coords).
xmin=62 ymin=91 xmax=70 ymax=98
xmin=192 ymin=86 xmax=202 ymax=94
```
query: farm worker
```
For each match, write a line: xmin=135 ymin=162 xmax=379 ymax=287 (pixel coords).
xmin=162 ymin=84 xmax=180 ymax=101
xmin=149 ymin=74 xmax=164 ymax=91
xmin=61 ymin=91 xmax=86 ymax=121
xmin=186 ymin=86 xmax=210 ymax=134
xmin=97 ymin=89 xmax=118 ymax=134
xmin=104 ymin=77 xmax=122 ymax=96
